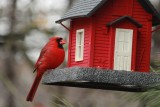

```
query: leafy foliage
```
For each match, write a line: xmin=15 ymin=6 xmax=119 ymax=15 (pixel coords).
xmin=51 ymin=95 xmax=74 ymax=107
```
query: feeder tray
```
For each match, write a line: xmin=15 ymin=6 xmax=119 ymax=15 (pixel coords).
xmin=42 ymin=67 xmax=160 ymax=92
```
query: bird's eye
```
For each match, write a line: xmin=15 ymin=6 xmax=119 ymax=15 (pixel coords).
xmin=56 ymin=37 xmax=62 ymax=43
xmin=57 ymin=38 xmax=62 ymax=40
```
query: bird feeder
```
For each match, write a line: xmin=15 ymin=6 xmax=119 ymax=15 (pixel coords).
xmin=42 ymin=0 xmax=160 ymax=92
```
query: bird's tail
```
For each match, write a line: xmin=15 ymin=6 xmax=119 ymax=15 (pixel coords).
xmin=26 ymin=74 xmax=43 ymax=102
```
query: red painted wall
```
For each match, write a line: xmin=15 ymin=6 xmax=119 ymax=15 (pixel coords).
xmin=92 ymin=0 xmax=113 ymax=68
xmin=68 ymin=18 xmax=92 ymax=67
xmin=132 ymin=0 xmax=152 ymax=72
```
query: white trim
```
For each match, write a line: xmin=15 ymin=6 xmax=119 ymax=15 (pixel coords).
xmin=75 ymin=29 xmax=84 ymax=61
xmin=114 ymin=28 xmax=133 ymax=71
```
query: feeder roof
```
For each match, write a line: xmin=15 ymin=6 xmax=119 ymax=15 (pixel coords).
xmin=56 ymin=0 xmax=160 ymax=26
xmin=56 ymin=0 xmax=107 ymax=23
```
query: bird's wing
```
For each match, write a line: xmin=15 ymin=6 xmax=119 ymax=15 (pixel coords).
xmin=34 ymin=42 xmax=50 ymax=72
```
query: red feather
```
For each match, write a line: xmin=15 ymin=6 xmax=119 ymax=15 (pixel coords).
xmin=26 ymin=74 xmax=42 ymax=101
xmin=26 ymin=37 xmax=65 ymax=102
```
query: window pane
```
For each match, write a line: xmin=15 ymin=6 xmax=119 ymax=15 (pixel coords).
xmin=79 ymin=32 xmax=82 ymax=45
xmin=75 ymin=29 xmax=84 ymax=61
xmin=78 ymin=46 xmax=81 ymax=58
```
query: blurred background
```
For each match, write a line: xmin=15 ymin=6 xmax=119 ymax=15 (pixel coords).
xmin=0 ymin=0 xmax=160 ymax=107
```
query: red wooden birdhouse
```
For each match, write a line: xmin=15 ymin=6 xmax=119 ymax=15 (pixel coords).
xmin=42 ymin=0 xmax=160 ymax=93
xmin=56 ymin=0 xmax=160 ymax=72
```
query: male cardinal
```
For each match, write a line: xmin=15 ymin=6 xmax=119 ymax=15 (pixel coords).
xmin=26 ymin=36 xmax=66 ymax=102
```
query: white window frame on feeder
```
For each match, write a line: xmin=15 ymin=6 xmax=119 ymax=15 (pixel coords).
xmin=75 ymin=29 xmax=85 ymax=61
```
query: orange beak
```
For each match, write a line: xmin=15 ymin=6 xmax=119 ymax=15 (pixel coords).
xmin=60 ymin=39 xmax=66 ymax=45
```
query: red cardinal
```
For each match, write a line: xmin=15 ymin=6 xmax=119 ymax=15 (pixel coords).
xmin=26 ymin=36 xmax=66 ymax=102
